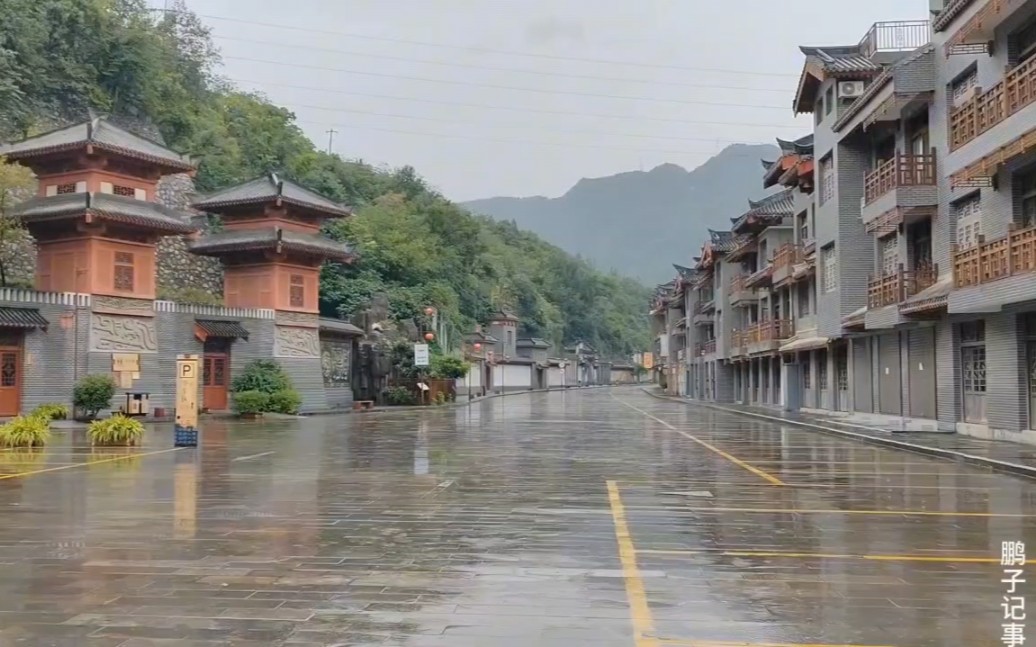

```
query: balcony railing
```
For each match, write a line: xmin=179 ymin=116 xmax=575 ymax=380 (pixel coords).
xmin=953 ymin=225 xmax=1036 ymax=287
xmin=868 ymin=263 xmax=939 ymax=307
xmin=729 ymin=274 xmax=748 ymax=293
xmin=703 ymin=340 xmax=717 ymax=355
xmin=950 ymin=56 xmax=1036 ymax=150
xmin=773 ymin=243 xmax=801 ymax=271
xmin=858 ymin=20 xmax=931 ymax=58
xmin=863 ymin=154 xmax=936 ymax=204
xmin=744 ymin=264 xmax=774 ymax=287
xmin=745 ymin=319 xmax=794 ymax=344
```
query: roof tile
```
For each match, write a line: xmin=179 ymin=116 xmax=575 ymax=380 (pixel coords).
xmin=193 ymin=173 xmax=351 ymax=217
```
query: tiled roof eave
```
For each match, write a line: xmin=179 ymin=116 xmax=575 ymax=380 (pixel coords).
xmin=189 ymin=239 xmax=354 ymax=262
xmin=2 ymin=139 xmax=193 ymax=171
xmin=933 ymin=0 xmax=975 ymax=31
xmin=193 ymin=194 xmax=351 ymax=218
xmin=15 ymin=204 xmax=195 ymax=235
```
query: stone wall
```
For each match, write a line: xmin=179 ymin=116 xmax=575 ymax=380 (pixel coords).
xmin=154 ymin=173 xmax=223 ymax=298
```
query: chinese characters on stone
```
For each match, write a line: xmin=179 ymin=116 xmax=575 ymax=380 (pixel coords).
xmin=1002 ymin=541 xmax=1026 ymax=647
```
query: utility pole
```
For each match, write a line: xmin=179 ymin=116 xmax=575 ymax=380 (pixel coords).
xmin=325 ymin=128 xmax=338 ymax=154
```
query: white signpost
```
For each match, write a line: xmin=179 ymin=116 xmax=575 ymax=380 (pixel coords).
xmin=414 ymin=343 xmax=430 ymax=367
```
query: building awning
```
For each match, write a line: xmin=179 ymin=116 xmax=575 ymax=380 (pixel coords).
xmin=319 ymin=318 xmax=364 ymax=336
xmin=779 ymin=336 xmax=829 ymax=353
xmin=195 ymin=319 xmax=249 ymax=341
xmin=900 ymin=275 xmax=952 ymax=315
xmin=0 ymin=307 xmax=49 ymax=330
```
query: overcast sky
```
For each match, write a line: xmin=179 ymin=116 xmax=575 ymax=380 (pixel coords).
xmin=169 ymin=0 xmax=931 ymax=201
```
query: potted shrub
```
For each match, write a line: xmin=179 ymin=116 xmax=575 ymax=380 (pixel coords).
xmin=87 ymin=414 xmax=145 ymax=447
xmin=73 ymin=374 xmax=117 ymax=421
xmin=31 ymin=403 xmax=70 ymax=422
xmin=0 ymin=415 xmax=50 ymax=448
xmin=268 ymin=389 xmax=302 ymax=415
xmin=232 ymin=390 xmax=269 ymax=419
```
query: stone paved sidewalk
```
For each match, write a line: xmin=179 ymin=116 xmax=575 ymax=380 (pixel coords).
xmin=643 ymin=387 xmax=1036 ymax=478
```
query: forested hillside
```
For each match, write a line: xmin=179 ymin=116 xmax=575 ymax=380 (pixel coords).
xmin=0 ymin=0 xmax=649 ymax=357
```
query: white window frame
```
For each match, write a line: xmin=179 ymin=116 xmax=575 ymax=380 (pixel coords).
xmin=822 ymin=246 xmax=838 ymax=292
xmin=820 ymin=156 xmax=835 ymax=205
xmin=954 ymin=194 xmax=982 ymax=249
xmin=950 ymin=69 xmax=978 ymax=108
xmin=880 ymin=234 xmax=898 ymax=276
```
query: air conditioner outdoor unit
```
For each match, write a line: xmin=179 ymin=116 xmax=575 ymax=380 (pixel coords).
xmin=839 ymin=81 xmax=865 ymax=98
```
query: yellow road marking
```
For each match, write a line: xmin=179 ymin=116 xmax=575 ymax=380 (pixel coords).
xmin=613 ymin=398 xmax=785 ymax=485
xmin=658 ymin=640 xmax=895 ymax=647
xmin=623 ymin=505 xmax=1035 ymax=518
xmin=639 ymin=548 xmax=998 ymax=563
xmin=0 ymin=447 xmax=185 ymax=480
xmin=607 ymin=480 xmax=657 ymax=647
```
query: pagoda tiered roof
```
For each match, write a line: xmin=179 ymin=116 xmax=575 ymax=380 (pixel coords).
xmin=0 ymin=116 xmax=194 ymax=172
xmin=192 ymin=172 xmax=352 ymax=217
xmin=12 ymin=192 xmax=195 ymax=235
xmin=188 ymin=227 xmax=354 ymax=262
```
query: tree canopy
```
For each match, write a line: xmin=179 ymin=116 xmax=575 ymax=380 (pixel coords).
xmin=0 ymin=0 xmax=650 ymax=357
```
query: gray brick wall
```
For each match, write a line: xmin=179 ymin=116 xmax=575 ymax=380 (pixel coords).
xmin=985 ymin=312 xmax=1027 ymax=433
xmin=17 ymin=302 xmax=85 ymax=412
xmin=935 ymin=318 xmax=961 ymax=430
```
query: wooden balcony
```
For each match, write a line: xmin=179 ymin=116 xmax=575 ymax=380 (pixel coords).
xmin=745 ymin=319 xmax=794 ymax=343
xmin=743 ymin=319 xmax=794 ymax=354
xmin=863 ymin=154 xmax=936 ymax=205
xmin=703 ymin=340 xmax=717 ymax=356
xmin=772 ymin=243 xmax=802 ymax=285
xmin=868 ymin=264 xmax=939 ymax=307
xmin=772 ymin=243 xmax=800 ymax=270
xmin=729 ymin=274 xmax=759 ymax=306
xmin=953 ymin=225 xmax=1036 ymax=288
xmin=730 ymin=331 xmax=748 ymax=358
xmin=950 ymin=55 xmax=1036 ymax=151
xmin=744 ymin=264 xmax=774 ymax=288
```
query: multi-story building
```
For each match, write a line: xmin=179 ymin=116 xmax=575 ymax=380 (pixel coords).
xmin=651 ymin=1 xmax=1036 ymax=445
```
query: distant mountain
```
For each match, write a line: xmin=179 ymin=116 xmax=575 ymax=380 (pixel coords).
xmin=462 ymin=143 xmax=780 ymax=284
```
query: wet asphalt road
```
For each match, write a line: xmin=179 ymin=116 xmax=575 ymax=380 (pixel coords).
xmin=0 ymin=387 xmax=1033 ymax=646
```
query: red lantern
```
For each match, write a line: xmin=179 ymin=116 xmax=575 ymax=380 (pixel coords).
xmin=473 ymin=342 xmax=482 ymax=351
xmin=424 ymin=306 xmax=436 ymax=316
xmin=424 ymin=332 xmax=435 ymax=341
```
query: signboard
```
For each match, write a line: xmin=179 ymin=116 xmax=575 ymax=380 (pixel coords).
xmin=413 ymin=343 xmax=430 ymax=367
xmin=112 ymin=353 xmax=140 ymax=373
xmin=642 ymin=352 xmax=654 ymax=369
xmin=175 ymin=354 xmax=200 ymax=430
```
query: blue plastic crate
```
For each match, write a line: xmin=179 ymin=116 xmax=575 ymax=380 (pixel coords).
xmin=174 ymin=425 xmax=198 ymax=447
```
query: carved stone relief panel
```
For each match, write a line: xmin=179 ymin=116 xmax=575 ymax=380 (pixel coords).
xmin=275 ymin=310 xmax=319 ymax=328
xmin=90 ymin=314 xmax=159 ymax=353
xmin=93 ymin=295 xmax=156 ymax=317
xmin=274 ymin=325 xmax=320 ymax=358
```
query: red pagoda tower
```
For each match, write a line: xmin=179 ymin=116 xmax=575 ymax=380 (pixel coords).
xmin=188 ymin=172 xmax=353 ymax=313
xmin=0 ymin=115 xmax=196 ymax=299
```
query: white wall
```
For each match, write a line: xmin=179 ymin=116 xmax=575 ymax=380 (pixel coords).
xmin=492 ymin=363 xmax=532 ymax=391
xmin=547 ymin=366 xmax=565 ymax=388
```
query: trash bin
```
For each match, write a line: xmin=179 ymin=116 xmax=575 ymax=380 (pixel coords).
xmin=123 ymin=392 xmax=150 ymax=417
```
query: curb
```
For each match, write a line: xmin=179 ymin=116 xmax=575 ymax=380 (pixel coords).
xmin=639 ymin=388 xmax=1036 ymax=480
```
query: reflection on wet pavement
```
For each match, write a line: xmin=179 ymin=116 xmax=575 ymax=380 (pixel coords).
xmin=0 ymin=388 xmax=1032 ymax=646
